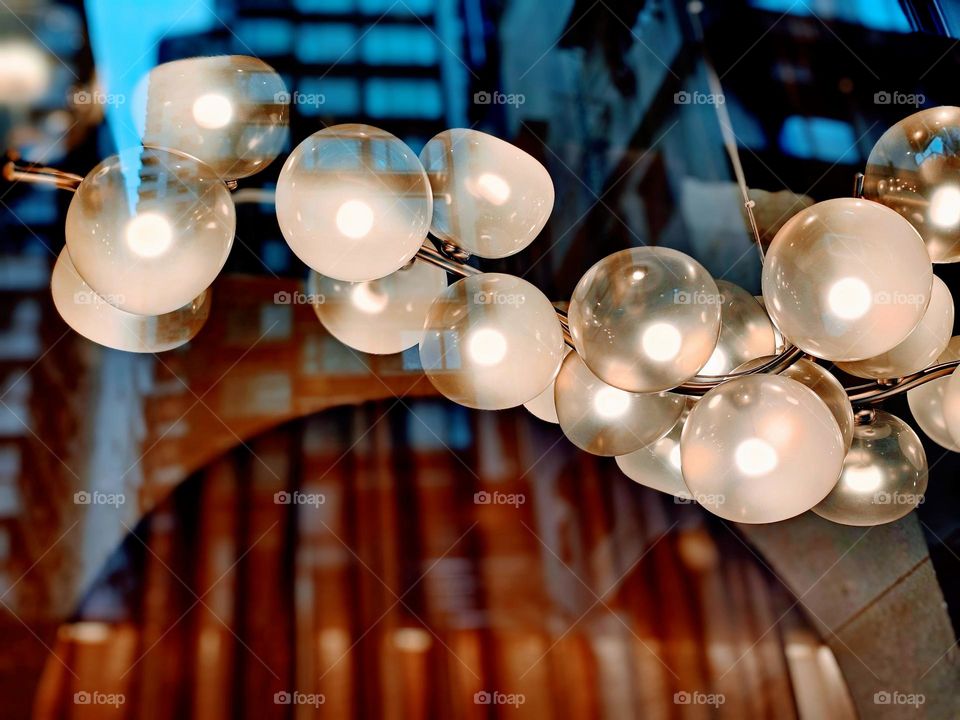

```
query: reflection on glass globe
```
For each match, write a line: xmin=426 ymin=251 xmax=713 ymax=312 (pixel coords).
xmin=735 ymin=357 xmax=856 ymax=451
xmin=863 ymin=106 xmax=960 ymax=263
xmin=697 ymin=280 xmax=777 ymax=376
xmin=307 ymin=259 xmax=447 ymax=355
xmin=813 ymin=411 xmax=928 ymax=526
xmin=907 ymin=337 xmax=960 ymax=452
xmin=65 ymin=147 xmax=235 ymax=316
xmin=555 ymin=351 xmax=684 ymax=456
xmin=420 ymin=129 xmax=553 ymax=259
xmin=615 ymin=399 xmax=695 ymax=497
xmin=276 ymin=124 xmax=432 ymax=282
xmin=51 ymin=249 xmax=210 ymax=353
xmin=942 ymin=364 xmax=960 ymax=447
xmin=523 ymin=347 xmax=572 ymax=423
xmin=680 ymin=374 xmax=844 ymax=523
xmin=837 ymin=276 xmax=953 ymax=379
xmin=567 ymin=247 xmax=722 ymax=393
xmin=755 ymin=295 xmax=786 ymax=351
xmin=142 ymin=55 xmax=289 ymax=179
xmin=762 ymin=198 xmax=932 ymax=361
xmin=419 ymin=273 xmax=565 ymax=410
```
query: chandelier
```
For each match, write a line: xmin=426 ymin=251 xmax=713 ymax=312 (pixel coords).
xmin=11 ymin=55 xmax=960 ymax=528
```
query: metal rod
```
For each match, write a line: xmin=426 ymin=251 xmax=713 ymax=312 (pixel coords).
xmin=3 ymin=158 xmax=83 ymax=192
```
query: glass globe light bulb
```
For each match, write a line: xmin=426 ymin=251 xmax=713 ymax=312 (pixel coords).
xmin=813 ymin=411 xmax=928 ymax=526
xmin=837 ymin=276 xmax=953 ymax=379
xmin=142 ymin=55 xmax=289 ymax=179
xmin=276 ymin=124 xmax=432 ymax=282
xmin=51 ymin=250 xmax=210 ymax=353
xmin=907 ymin=336 xmax=960 ymax=452
xmin=680 ymin=374 xmax=845 ymax=523
xmin=64 ymin=147 xmax=235 ymax=316
xmin=419 ymin=273 xmax=566 ymax=410
xmin=567 ymin=247 xmax=722 ymax=393
xmin=615 ymin=399 xmax=695 ymax=498
xmin=697 ymin=280 xmax=777 ymax=377
xmin=761 ymin=198 xmax=933 ymax=361
xmin=941 ymin=364 xmax=960 ymax=447
xmin=554 ymin=351 xmax=685 ymax=456
xmin=307 ymin=259 xmax=448 ymax=355
xmin=863 ymin=106 xmax=960 ymax=263
xmin=419 ymin=129 xmax=554 ymax=259
xmin=523 ymin=348 xmax=572 ymax=424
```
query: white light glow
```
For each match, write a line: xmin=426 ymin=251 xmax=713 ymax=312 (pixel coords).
xmin=192 ymin=93 xmax=233 ymax=129
xmin=336 ymin=199 xmax=375 ymax=239
xmin=668 ymin=443 xmax=682 ymax=470
xmin=125 ymin=212 xmax=173 ymax=258
xmin=468 ymin=328 xmax=507 ymax=366
xmin=699 ymin=347 xmax=727 ymax=376
xmin=828 ymin=277 xmax=872 ymax=320
xmin=350 ymin=283 xmax=388 ymax=314
xmin=735 ymin=438 xmax=779 ymax=476
xmin=642 ymin=322 xmax=682 ymax=362
xmin=475 ymin=172 xmax=511 ymax=205
xmin=0 ymin=41 xmax=51 ymax=104
xmin=393 ymin=628 xmax=432 ymax=652
xmin=593 ymin=386 xmax=631 ymax=419
xmin=844 ymin=465 xmax=884 ymax=493
xmin=929 ymin=185 xmax=960 ymax=228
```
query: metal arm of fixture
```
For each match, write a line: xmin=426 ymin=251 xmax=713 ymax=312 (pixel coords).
xmin=7 ymin=154 xmax=958 ymax=404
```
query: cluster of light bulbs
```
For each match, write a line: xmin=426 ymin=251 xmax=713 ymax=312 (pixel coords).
xmin=43 ymin=56 xmax=960 ymax=526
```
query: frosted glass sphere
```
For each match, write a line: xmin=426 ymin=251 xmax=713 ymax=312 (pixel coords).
xmin=837 ymin=276 xmax=953 ymax=379
xmin=680 ymin=374 xmax=845 ymax=523
xmin=276 ymin=124 xmax=432 ymax=282
xmin=568 ymin=247 xmax=722 ymax=393
xmin=615 ymin=399 xmax=695 ymax=497
xmin=907 ymin=337 xmax=960 ymax=452
xmin=813 ymin=411 xmax=928 ymax=526
xmin=761 ymin=198 xmax=932 ymax=361
xmin=554 ymin=351 xmax=685 ymax=456
xmin=942 ymin=364 xmax=960 ymax=447
xmin=420 ymin=273 xmax=565 ymax=410
xmin=52 ymin=250 xmax=210 ymax=353
xmin=523 ymin=348 xmax=572 ymax=423
xmin=307 ymin=260 xmax=447 ymax=355
xmin=697 ymin=280 xmax=777 ymax=376
xmin=142 ymin=55 xmax=288 ymax=179
xmin=420 ymin=129 xmax=553 ymax=258
xmin=65 ymin=147 xmax=235 ymax=316
xmin=863 ymin=106 xmax=960 ymax=263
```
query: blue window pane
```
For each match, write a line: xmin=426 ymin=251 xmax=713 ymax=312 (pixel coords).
xmin=364 ymin=79 xmax=442 ymax=118
xmin=293 ymin=0 xmax=355 ymax=11
xmin=234 ymin=20 xmax=293 ymax=56
xmin=299 ymin=78 xmax=360 ymax=115
xmin=359 ymin=0 xmax=435 ymax=15
xmin=360 ymin=26 xmax=437 ymax=65
xmin=296 ymin=23 xmax=358 ymax=64
xmin=750 ymin=0 xmax=910 ymax=32
xmin=779 ymin=116 xmax=859 ymax=162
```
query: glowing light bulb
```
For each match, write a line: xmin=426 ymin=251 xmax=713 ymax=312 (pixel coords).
xmin=828 ymin=277 xmax=872 ymax=320
xmin=350 ymin=283 xmax=389 ymax=314
xmin=929 ymin=185 xmax=960 ymax=228
xmin=467 ymin=327 xmax=508 ymax=366
xmin=593 ymin=386 xmax=631 ymax=419
xmin=668 ymin=444 xmax=682 ymax=470
xmin=475 ymin=172 xmax=511 ymax=205
xmin=192 ymin=92 xmax=233 ymax=129
xmin=642 ymin=322 xmax=682 ymax=362
xmin=125 ymin=212 xmax=173 ymax=258
xmin=0 ymin=41 xmax=51 ymax=104
xmin=734 ymin=438 xmax=779 ymax=476
xmin=336 ymin=199 xmax=375 ymax=239
xmin=843 ymin=465 xmax=884 ymax=493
